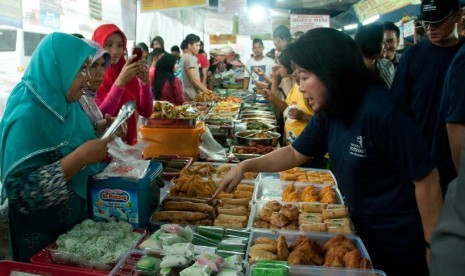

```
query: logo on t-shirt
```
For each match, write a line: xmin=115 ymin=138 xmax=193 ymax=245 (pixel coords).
xmin=349 ymin=136 xmax=367 ymax=158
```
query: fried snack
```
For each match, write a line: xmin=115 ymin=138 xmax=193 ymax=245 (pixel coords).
xmin=263 ymin=201 xmax=282 ymax=212
xmin=282 ymin=183 xmax=296 ymax=201
xmin=243 ymin=172 xmax=258 ymax=179
xmin=299 ymin=213 xmax=323 ymax=224
xmin=221 ymin=198 xmax=250 ymax=207
xmin=360 ymin=258 xmax=372 ymax=269
xmin=216 ymin=164 xmax=232 ymax=175
xmin=327 ymin=225 xmax=354 ymax=235
xmin=288 ymin=239 xmax=324 ymax=266
xmin=300 ymin=223 xmax=328 ymax=232
xmin=279 ymin=204 xmax=299 ymax=221
xmin=301 ymin=202 xmax=327 ymax=213
xmin=216 ymin=214 xmax=248 ymax=223
xmin=319 ymin=185 xmax=333 ymax=198
xmin=289 ymin=235 xmax=324 ymax=253
xmin=280 ymin=172 xmax=296 ymax=181
xmin=236 ymin=184 xmax=254 ymax=193
xmin=306 ymin=171 xmax=319 ymax=178
xmin=344 ymin=249 xmax=361 ymax=269
xmin=258 ymin=208 xmax=273 ymax=221
xmin=170 ymin=219 xmax=212 ymax=226
xmin=322 ymin=208 xmax=349 ymax=220
xmin=320 ymin=190 xmax=337 ymax=204
xmin=295 ymin=174 xmax=308 ymax=182
xmin=286 ymin=191 xmax=300 ymax=202
xmin=269 ymin=212 xmax=290 ymax=228
xmin=308 ymin=177 xmax=323 ymax=184
xmin=323 ymin=254 xmax=345 ymax=267
xmin=213 ymin=219 xmax=244 ymax=229
xmin=154 ymin=211 xmax=209 ymax=222
xmin=277 ymin=235 xmax=289 ymax=261
xmin=324 ymin=217 xmax=352 ymax=227
xmin=282 ymin=221 xmax=299 ymax=230
xmin=324 ymin=234 xmax=356 ymax=252
xmin=233 ymin=190 xmax=253 ymax=199
xmin=216 ymin=192 xmax=234 ymax=199
xmin=163 ymin=196 xmax=218 ymax=205
xmin=218 ymin=206 xmax=248 ymax=216
xmin=162 ymin=201 xmax=215 ymax=216
xmin=327 ymin=204 xmax=345 ymax=209
xmin=249 ymin=249 xmax=277 ymax=264
xmin=254 ymin=237 xmax=278 ymax=247
xmin=253 ymin=218 xmax=270 ymax=229
xmin=250 ymin=244 xmax=278 ymax=254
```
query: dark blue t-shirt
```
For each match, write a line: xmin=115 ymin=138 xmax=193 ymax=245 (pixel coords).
xmin=391 ymin=38 xmax=465 ymax=189
xmin=433 ymin=43 xmax=465 ymax=191
xmin=292 ymin=87 xmax=434 ymax=218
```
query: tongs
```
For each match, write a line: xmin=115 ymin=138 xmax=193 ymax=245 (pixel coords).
xmin=244 ymin=125 xmax=280 ymax=138
xmin=101 ymin=101 xmax=136 ymax=139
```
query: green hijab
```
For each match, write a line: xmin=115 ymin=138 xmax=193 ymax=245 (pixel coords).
xmin=0 ymin=32 xmax=97 ymax=202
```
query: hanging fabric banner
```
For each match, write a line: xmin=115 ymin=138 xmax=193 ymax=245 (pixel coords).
xmin=353 ymin=0 xmax=420 ymax=23
xmin=140 ymin=0 xmax=208 ymax=12
xmin=218 ymin=0 xmax=246 ymax=14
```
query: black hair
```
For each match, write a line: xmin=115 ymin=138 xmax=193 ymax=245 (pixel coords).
xmin=277 ymin=47 xmax=293 ymax=74
xmin=273 ymin=25 xmax=291 ymax=41
xmin=136 ymin=42 xmax=149 ymax=53
xmin=171 ymin=45 xmax=180 ymax=52
xmin=383 ymin=22 xmax=400 ymax=39
xmin=71 ymin=33 xmax=84 ymax=39
xmin=288 ymin=28 xmax=384 ymax=119
xmin=180 ymin=40 xmax=188 ymax=50
xmin=152 ymin=54 xmax=178 ymax=100
xmin=185 ymin=34 xmax=201 ymax=46
xmin=151 ymin=36 xmax=165 ymax=51
xmin=252 ymin=38 xmax=264 ymax=47
xmin=354 ymin=23 xmax=385 ymax=59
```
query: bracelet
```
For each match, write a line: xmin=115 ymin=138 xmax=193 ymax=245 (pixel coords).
xmin=425 ymin=240 xmax=430 ymax=249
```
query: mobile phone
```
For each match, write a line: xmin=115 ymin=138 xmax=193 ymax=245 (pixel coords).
xmin=132 ymin=47 xmax=143 ymax=63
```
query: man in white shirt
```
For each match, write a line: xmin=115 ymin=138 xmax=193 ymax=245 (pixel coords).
xmin=243 ymin=38 xmax=275 ymax=92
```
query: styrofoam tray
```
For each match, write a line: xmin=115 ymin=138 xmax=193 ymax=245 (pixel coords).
xmin=245 ymin=229 xmax=370 ymax=274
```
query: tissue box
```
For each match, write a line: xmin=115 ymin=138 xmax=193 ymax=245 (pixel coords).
xmin=88 ymin=161 xmax=163 ymax=228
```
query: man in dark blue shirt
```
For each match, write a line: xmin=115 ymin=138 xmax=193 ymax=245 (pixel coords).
xmin=391 ymin=0 xmax=464 ymax=194
xmin=215 ymin=29 xmax=442 ymax=276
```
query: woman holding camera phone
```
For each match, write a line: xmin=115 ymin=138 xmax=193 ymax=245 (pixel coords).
xmin=92 ymin=24 xmax=153 ymax=145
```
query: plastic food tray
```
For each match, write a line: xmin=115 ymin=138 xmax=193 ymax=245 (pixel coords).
xmin=229 ymin=146 xmax=275 ymax=161
xmin=185 ymin=162 xmax=257 ymax=183
xmin=149 ymin=155 xmax=193 ymax=181
xmin=245 ymin=229 xmax=371 ymax=274
xmin=253 ymin=179 xmax=344 ymax=204
xmin=246 ymin=201 xmax=353 ymax=234
xmin=30 ymin=228 xmax=149 ymax=273
xmin=0 ymin=260 xmax=106 ymax=275
xmin=247 ymin=263 xmax=386 ymax=276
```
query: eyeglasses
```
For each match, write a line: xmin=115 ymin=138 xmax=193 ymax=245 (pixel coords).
xmin=421 ymin=11 xmax=454 ymax=28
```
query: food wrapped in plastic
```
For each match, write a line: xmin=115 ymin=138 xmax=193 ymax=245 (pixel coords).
xmin=196 ymin=252 xmax=225 ymax=272
xmin=179 ymin=264 xmax=213 ymax=276
xmin=163 ymin=243 xmax=194 ymax=259
xmin=160 ymin=255 xmax=191 ymax=268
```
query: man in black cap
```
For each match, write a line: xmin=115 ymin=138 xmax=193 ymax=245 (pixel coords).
xmin=391 ymin=0 xmax=464 ymax=196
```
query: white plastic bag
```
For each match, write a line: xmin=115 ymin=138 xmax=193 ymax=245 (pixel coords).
xmin=199 ymin=127 xmax=228 ymax=162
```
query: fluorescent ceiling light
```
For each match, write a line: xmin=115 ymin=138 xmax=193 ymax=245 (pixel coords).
xmin=249 ymin=5 xmax=265 ymax=23
xmin=344 ymin=24 xmax=358 ymax=30
xmin=362 ymin=15 xmax=380 ymax=25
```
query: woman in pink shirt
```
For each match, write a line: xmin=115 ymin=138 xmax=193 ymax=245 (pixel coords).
xmin=152 ymin=54 xmax=184 ymax=105
xmin=92 ymin=24 xmax=153 ymax=145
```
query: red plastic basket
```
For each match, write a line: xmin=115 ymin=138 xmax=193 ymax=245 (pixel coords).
xmin=30 ymin=228 xmax=149 ymax=274
xmin=0 ymin=260 xmax=103 ymax=275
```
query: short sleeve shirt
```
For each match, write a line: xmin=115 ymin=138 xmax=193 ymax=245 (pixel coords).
xmin=292 ymin=87 xmax=434 ymax=218
xmin=181 ymin=54 xmax=200 ymax=101
xmin=244 ymin=56 xmax=275 ymax=92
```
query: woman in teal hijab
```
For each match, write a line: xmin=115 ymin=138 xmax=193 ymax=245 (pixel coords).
xmin=0 ymin=32 xmax=113 ymax=261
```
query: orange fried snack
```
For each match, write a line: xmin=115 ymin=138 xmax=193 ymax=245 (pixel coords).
xmin=282 ymin=183 xmax=296 ymax=201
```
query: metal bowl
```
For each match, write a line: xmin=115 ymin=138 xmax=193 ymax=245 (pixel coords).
xmin=235 ymin=130 xmax=280 ymax=147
